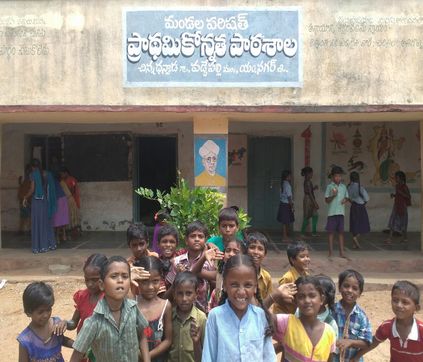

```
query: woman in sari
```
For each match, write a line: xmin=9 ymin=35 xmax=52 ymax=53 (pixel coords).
xmin=22 ymin=158 xmax=57 ymax=253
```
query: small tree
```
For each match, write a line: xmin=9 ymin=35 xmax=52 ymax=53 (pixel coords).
xmin=135 ymin=175 xmax=249 ymax=247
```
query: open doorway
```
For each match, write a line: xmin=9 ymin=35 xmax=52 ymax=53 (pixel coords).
xmin=133 ymin=136 xmax=177 ymax=225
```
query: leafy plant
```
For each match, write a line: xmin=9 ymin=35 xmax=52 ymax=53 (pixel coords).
xmin=135 ymin=174 xmax=249 ymax=247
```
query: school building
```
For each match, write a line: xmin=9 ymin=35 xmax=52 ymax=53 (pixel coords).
xmin=0 ymin=1 xmax=422 ymax=249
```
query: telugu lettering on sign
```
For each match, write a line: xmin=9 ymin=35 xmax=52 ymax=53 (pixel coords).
xmin=123 ymin=9 xmax=302 ymax=87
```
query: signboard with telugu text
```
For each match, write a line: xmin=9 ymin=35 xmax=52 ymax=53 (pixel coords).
xmin=123 ymin=8 xmax=302 ymax=87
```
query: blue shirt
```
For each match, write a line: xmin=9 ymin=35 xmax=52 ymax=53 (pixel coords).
xmin=325 ymin=182 xmax=349 ymax=216
xmin=280 ymin=180 xmax=293 ymax=203
xmin=347 ymin=182 xmax=369 ymax=205
xmin=333 ymin=301 xmax=372 ymax=362
xmin=202 ymin=300 xmax=276 ymax=362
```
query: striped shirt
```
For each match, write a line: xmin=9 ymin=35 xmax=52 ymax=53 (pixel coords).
xmin=73 ymin=298 xmax=148 ymax=362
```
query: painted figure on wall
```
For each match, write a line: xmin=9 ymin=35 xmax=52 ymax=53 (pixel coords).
xmin=195 ymin=139 xmax=226 ymax=187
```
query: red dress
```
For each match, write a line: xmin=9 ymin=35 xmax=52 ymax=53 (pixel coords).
xmin=73 ymin=289 xmax=104 ymax=333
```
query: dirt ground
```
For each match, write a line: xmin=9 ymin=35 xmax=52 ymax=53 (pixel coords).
xmin=1 ymin=279 xmax=422 ymax=361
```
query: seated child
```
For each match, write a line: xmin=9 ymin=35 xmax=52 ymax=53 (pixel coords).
xmin=245 ymin=230 xmax=273 ymax=300
xmin=353 ymin=280 xmax=422 ymax=362
xmin=333 ymin=269 xmax=372 ymax=362
xmin=274 ymin=276 xmax=336 ymax=362
xmin=166 ymin=221 xmax=216 ymax=313
xmin=18 ymin=282 xmax=73 ymax=362
xmin=207 ymin=207 xmax=243 ymax=252
xmin=134 ymin=256 xmax=172 ymax=362
xmin=169 ymin=271 xmax=207 ymax=362
xmin=273 ymin=241 xmax=310 ymax=314
xmin=70 ymin=256 xmax=150 ymax=362
xmin=126 ymin=222 xmax=158 ymax=266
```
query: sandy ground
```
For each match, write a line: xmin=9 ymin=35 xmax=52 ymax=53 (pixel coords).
xmin=1 ymin=279 xmax=422 ymax=361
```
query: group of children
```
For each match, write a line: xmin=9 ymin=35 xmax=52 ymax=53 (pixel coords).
xmin=17 ymin=205 xmax=422 ymax=361
xmin=277 ymin=166 xmax=411 ymax=257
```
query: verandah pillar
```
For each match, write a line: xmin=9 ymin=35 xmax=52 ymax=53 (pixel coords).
xmin=193 ymin=116 xmax=228 ymax=205
xmin=420 ymin=120 xmax=423 ymax=252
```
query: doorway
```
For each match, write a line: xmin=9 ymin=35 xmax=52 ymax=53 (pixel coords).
xmin=133 ymin=136 xmax=177 ymax=224
xmin=248 ymin=136 xmax=292 ymax=230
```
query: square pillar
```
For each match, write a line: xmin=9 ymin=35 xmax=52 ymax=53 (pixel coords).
xmin=420 ymin=120 xmax=423 ymax=252
xmin=193 ymin=116 xmax=228 ymax=201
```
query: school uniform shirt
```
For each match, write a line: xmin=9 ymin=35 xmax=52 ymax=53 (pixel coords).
xmin=257 ymin=267 xmax=273 ymax=300
xmin=166 ymin=251 xmax=215 ymax=313
xmin=168 ymin=305 xmax=207 ymax=362
xmin=375 ymin=317 xmax=423 ymax=362
xmin=72 ymin=298 xmax=148 ymax=362
xmin=325 ymin=182 xmax=349 ymax=216
xmin=280 ymin=180 xmax=293 ymax=203
xmin=206 ymin=232 xmax=245 ymax=252
xmin=347 ymin=182 xmax=369 ymax=204
xmin=333 ymin=301 xmax=372 ymax=362
xmin=202 ymin=300 xmax=276 ymax=362
xmin=273 ymin=266 xmax=308 ymax=314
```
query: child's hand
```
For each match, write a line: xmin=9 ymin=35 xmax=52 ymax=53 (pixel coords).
xmin=332 ymin=187 xmax=338 ymax=196
xmin=157 ymin=284 xmax=167 ymax=295
xmin=204 ymin=247 xmax=224 ymax=263
xmin=130 ymin=266 xmax=150 ymax=288
xmin=336 ymin=338 xmax=353 ymax=352
xmin=276 ymin=283 xmax=297 ymax=303
xmin=176 ymin=263 xmax=188 ymax=273
xmin=190 ymin=319 xmax=201 ymax=344
xmin=52 ymin=319 xmax=67 ymax=335
xmin=341 ymin=198 xmax=347 ymax=205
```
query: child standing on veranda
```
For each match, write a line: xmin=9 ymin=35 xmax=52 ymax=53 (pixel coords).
xmin=202 ymin=254 xmax=276 ymax=362
xmin=300 ymin=166 xmax=319 ymax=238
xmin=352 ymin=280 xmax=423 ymax=362
xmin=386 ymin=170 xmax=411 ymax=244
xmin=70 ymin=256 xmax=150 ymax=362
xmin=272 ymin=241 xmax=310 ymax=314
xmin=274 ymin=276 xmax=337 ymax=362
xmin=325 ymin=166 xmax=349 ymax=258
xmin=18 ymin=282 xmax=73 ymax=362
xmin=333 ymin=269 xmax=372 ymax=362
xmin=168 ymin=272 xmax=207 ymax=362
xmin=134 ymin=256 xmax=172 ymax=362
xmin=347 ymin=172 xmax=370 ymax=249
xmin=277 ymin=170 xmax=295 ymax=242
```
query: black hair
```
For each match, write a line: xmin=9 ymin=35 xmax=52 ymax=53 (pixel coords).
xmin=392 ymin=280 xmax=420 ymax=305
xmin=174 ymin=271 xmax=199 ymax=290
xmin=30 ymin=158 xmax=41 ymax=169
xmin=287 ymin=241 xmax=309 ymax=266
xmin=301 ymin=166 xmax=313 ymax=177
xmin=133 ymin=255 xmax=164 ymax=278
xmin=155 ymin=210 xmax=170 ymax=223
xmin=330 ymin=165 xmax=344 ymax=177
xmin=229 ymin=205 xmax=240 ymax=212
xmin=295 ymin=275 xmax=324 ymax=299
xmin=185 ymin=220 xmax=209 ymax=239
xmin=23 ymin=281 xmax=54 ymax=314
xmin=349 ymin=171 xmax=364 ymax=199
xmin=218 ymin=254 xmax=274 ymax=337
xmin=245 ymin=231 xmax=268 ymax=254
xmin=315 ymin=274 xmax=336 ymax=313
xmin=338 ymin=269 xmax=365 ymax=294
xmin=157 ymin=224 xmax=179 ymax=245
xmin=100 ymin=255 xmax=130 ymax=281
xmin=127 ymin=222 xmax=149 ymax=245
xmin=60 ymin=166 xmax=71 ymax=175
xmin=395 ymin=170 xmax=406 ymax=184
xmin=83 ymin=253 xmax=108 ymax=272
xmin=217 ymin=239 xmax=247 ymax=274
xmin=218 ymin=207 xmax=239 ymax=226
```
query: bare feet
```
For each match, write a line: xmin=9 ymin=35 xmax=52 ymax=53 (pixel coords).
xmin=339 ymin=254 xmax=351 ymax=260
xmin=352 ymin=237 xmax=361 ymax=249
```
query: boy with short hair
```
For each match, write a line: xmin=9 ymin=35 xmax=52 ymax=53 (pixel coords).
xmin=168 ymin=271 xmax=207 ymax=362
xmin=126 ymin=222 xmax=158 ymax=266
xmin=272 ymin=241 xmax=310 ymax=313
xmin=245 ymin=231 xmax=273 ymax=300
xmin=352 ymin=280 xmax=423 ymax=362
xmin=166 ymin=221 xmax=216 ymax=313
xmin=325 ymin=166 xmax=349 ymax=258
xmin=207 ymin=207 xmax=243 ymax=252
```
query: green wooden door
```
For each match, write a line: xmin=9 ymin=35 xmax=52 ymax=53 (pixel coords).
xmin=248 ymin=137 xmax=291 ymax=230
